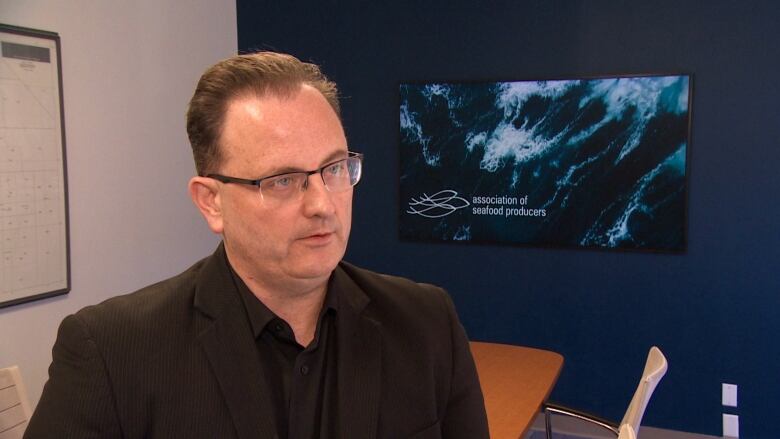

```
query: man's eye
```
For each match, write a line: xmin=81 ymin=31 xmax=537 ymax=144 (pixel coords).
xmin=265 ymin=175 xmax=297 ymax=191
xmin=275 ymin=177 xmax=293 ymax=186
xmin=325 ymin=162 xmax=345 ymax=175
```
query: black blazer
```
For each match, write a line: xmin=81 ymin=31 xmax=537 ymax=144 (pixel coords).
xmin=25 ymin=246 xmax=488 ymax=438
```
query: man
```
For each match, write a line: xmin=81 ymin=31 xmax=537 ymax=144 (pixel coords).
xmin=25 ymin=52 xmax=488 ymax=438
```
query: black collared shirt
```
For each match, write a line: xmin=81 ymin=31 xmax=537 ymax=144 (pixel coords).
xmin=229 ymin=264 xmax=339 ymax=439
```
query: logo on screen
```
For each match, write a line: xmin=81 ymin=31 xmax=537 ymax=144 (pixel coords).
xmin=406 ymin=190 xmax=470 ymax=218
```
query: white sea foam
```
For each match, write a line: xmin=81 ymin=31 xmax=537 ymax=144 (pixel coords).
xmin=400 ymin=101 xmax=438 ymax=166
xmin=593 ymin=143 xmax=687 ymax=246
xmin=542 ymin=145 xmax=611 ymax=210
xmin=474 ymin=81 xmax=579 ymax=173
xmin=399 ymin=101 xmax=416 ymax=131
xmin=582 ymin=76 xmax=688 ymax=162
xmin=497 ymin=80 xmax=577 ymax=119
xmin=421 ymin=83 xmax=462 ymax=111
xmin=480 ymin=122 xmax=546 ymax=171
xmin=466 ymin=131 xmax=488 ymax=153
xmin=467 ymin=77 xmax=688 ymax=173
xmin=667 ymin=143 xmax=687 ymax=174
xmin=480 ymin=114 xmax=572 ymax=174
xmin=422 ymin=83 xmax=450 ymax=100
xmin=675 ymin=83 xmax=689 ymax=114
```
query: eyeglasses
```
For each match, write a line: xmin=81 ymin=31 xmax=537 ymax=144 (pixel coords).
xmin=207 ymin=151 xmax=363 ymax=206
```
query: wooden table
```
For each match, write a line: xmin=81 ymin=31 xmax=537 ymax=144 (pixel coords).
xmin=470 ymin=341 xmax=564 ymax=439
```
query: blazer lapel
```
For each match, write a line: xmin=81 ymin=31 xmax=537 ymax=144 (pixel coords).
xmin=193 ymin=246 xmax=279 ymax=439
xmin=333 ymin=265 xmax=383 ymax=439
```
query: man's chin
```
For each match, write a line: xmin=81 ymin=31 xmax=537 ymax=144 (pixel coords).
xmin=287 ymin=255 xmax=342 ymax=280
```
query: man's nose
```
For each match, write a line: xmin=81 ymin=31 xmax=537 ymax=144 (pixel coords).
xmin=301 ymin=174 xmax=336 ymax=216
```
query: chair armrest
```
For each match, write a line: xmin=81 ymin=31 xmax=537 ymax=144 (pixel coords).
xmin=543 ymin=402 xmax=620 ymax=437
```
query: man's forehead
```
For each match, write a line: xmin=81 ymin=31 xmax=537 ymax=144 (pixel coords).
xmin=227 ymin=96 xmax=266 ymax=123
xmin=226 ymin=84 xmax=325 ymax=116
xmin=218 ymin=88 xmax=347 ymax=173
xmin=223 ymin=86 xmax=340 ymax=133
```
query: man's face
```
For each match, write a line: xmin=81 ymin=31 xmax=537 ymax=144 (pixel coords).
xmin=213 ymin=85 xmax=352 ymax=290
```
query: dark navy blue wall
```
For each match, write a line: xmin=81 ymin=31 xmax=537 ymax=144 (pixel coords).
xmin=236 ymin=2 xmax=780 ymax=437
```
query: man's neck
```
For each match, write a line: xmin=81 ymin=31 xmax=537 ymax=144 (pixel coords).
xmin=242 ymin=274 xmax=327 ymax=347
xmin=222 ymin=244 xmax=335 ymax=346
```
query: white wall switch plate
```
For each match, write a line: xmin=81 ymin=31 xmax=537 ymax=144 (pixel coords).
xmin=723 ymin=413 xmax=739 ymax=438
xmin=722 ymin=383 xmax=738 ymax=407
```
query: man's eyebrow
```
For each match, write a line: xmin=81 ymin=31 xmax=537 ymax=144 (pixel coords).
xmin=319 ymin=149 xmax=350 ymax=165
xmin=262 ymin=149 xmax=349 ymax=176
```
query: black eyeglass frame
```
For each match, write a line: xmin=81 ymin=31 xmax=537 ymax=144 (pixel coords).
xmin=206 ymin=151 xmax=363 ymax=192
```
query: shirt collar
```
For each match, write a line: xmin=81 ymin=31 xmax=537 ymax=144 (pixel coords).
xmin=224 ymin=250 xmax=339 ymax=338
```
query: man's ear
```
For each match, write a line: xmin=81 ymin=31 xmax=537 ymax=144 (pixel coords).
xmin=188 ymin=176 xmax=224 ymax=234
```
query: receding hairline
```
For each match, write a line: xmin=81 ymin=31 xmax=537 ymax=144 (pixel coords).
xmin=229 ymin=81 xmax=333 ymax=107
xmin=213 ymin=83 xmax=345 ymax=170
xmin=186 ymin=51 xmax=341 ymax=176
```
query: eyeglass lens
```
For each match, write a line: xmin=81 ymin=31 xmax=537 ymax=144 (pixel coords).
xmin=259 ymin=155 xmax=362 ymax=202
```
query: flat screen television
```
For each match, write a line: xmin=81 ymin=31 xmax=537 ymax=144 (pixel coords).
xmin=399 ymin=74 xmax=692 ymax=252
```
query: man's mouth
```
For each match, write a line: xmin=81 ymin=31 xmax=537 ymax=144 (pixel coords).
xmin=299 ymin=230 xmax=336 ymax=244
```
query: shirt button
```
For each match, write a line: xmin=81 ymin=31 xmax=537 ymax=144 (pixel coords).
xmin=300 ymin=365 xmax=310 ymax=376
xmin=273 ymin=323 xmax=283 ymax=333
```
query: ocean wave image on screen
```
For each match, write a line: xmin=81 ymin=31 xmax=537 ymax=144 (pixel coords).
xmin=399 ymin=75 xmax=691 ymax=251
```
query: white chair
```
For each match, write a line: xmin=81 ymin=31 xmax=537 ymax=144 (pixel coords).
xmin=0 ymin=366 xmax=33 ymax=439
xmin=618 ymin=424 xmax=637 ymax=439
xmin=544 ymin=346 xmax=668 ymax=439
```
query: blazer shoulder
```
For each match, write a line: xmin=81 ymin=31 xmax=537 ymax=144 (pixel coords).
xmin=336 ymin=261 xmax=457 ymax=333
xmin=338 ymin=260 xmax=448 ymax=301
xmin=70 ymin=255 xmax=212 ymax=340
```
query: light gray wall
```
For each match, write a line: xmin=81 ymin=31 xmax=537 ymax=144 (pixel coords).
xmin=0 ymin=0 xmax=236 ymax=408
